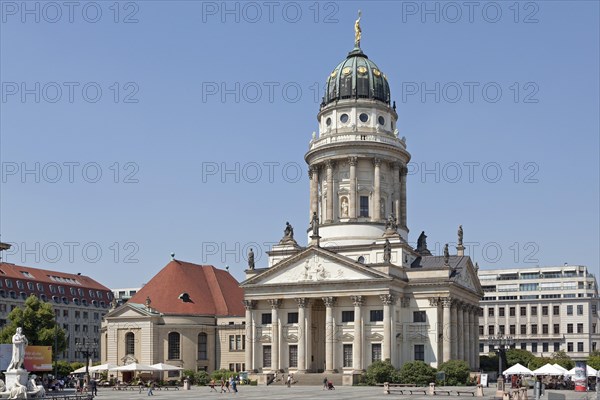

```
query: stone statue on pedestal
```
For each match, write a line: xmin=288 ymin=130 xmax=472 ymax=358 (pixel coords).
xmin=310 ymin=212 xmax=320 ymax=236
xmin=247 ymin=248 xmax=255 ymax=270
xmin=7 ymin=327 xmax=28 ymax=371
xmin=457 ymin=225 xmax=463 ymax=246
xmin=383 ymin=239 xmax=392 ymax=263
xmin=443 ymin=244 xmax=450 ymax=265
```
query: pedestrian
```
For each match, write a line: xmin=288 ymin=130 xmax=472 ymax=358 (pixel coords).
xmin=90 ymin=379 xmax=97 ymax=396
xmin=225 ymin=377 xmax=230 ymax=392
xmin=147 ymin=380 xmax=154 ymax=396
xmin=323 ymin=377 xmax=328 ymax=390
xmin=286 ymin=374 xmax=291 ymax=388
xmin=220 ymin=378 xmax=226 ymax=393
xmin=209 ymin=379 xmax=217 ymax=392
xmin=231 ymin=377 xmax=237 ymax=393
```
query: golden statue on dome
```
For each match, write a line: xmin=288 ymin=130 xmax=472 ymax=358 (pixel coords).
xmin=354 ymin=10 xmax=362 ymax=48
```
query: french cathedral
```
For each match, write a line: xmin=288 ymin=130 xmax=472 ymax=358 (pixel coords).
xmin=241 ymin=19 xmax=483 ymax=384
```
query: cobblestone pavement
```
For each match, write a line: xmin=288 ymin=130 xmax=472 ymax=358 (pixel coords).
xmin=57 ymin=386 xmax=600 ymax=400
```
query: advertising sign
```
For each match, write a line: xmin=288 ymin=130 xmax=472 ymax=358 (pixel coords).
xmin=574 ymin=361 xmax=588 ymax=392
xmin=0 ymin=344 xmax=53 ymax=372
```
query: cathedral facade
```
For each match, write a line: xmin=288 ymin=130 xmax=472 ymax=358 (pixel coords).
xmin=241 ymin=23 xmax=483 ymax=382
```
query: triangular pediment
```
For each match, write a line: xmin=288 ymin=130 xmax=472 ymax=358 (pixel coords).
xmin=451 ymin=258 xmax=483 ymax=295
xmin=105 ymin=303 xmax=158 ymax=319
xmin=242 ymin=247 xmax=390 ymax=286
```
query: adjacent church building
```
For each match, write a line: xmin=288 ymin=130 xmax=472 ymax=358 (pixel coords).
xmin=241 ymin=21 xmax=483 ymax=384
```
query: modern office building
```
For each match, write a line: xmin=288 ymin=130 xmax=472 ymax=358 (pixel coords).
xmin=0 ymin=242 xmax=112 ymax=364
xmin=111 ymin=287 xmax=142 ymax=307
xmin=478 ymin=265 xmax=600 ymax=360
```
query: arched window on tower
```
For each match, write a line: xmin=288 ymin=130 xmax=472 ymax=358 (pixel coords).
xmin=198 ymin=333 xmax=208 ymax=360
xmin=125 ymin=332 xmax=135 ymax=355
xmin=168 ymin=332 xmax=181 ymax=360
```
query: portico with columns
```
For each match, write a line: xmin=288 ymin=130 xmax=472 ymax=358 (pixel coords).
xmin=241 ymin=18 xmax=482 ymax=384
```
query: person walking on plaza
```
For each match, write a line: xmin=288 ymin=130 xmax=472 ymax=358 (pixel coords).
xmin=220 ymin=378 xmax=226 ymax=393
xmin=209 ymin=379 xmax=217 ymax=392
xmin=90 ymin=379 xmax=97 ymax=396
xmin=323 ymin=377 xmax=328 ymax=390
xmin=147 ymin=380 xmax=154 ymax=396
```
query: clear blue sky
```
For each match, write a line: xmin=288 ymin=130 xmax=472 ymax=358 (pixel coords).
xmin=1 ymin=1 xmax=598 ymax=288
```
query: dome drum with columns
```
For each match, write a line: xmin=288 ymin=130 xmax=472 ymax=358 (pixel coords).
xmin=242 ymin=16 xmax=482 ymax=384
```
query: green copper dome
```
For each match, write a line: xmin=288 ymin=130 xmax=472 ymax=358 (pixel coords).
xmin=322 ymin=47 xmax=391 ymax=107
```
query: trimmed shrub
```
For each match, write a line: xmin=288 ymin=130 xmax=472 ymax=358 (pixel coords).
xmin=398 ymin=361 xmax=436 ymax=386
xmin=364 ymin=360 xmax=400 ymax=385
xmin=437 ymin=360 xmax=470 ymax=386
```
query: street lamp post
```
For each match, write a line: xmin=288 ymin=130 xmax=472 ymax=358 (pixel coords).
xmin=488 ymin=335 xmax=514 ymax=398
xmin=76 ymin=337 xmax=98 ymax=386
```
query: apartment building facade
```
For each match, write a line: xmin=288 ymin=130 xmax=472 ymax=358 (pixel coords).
xmin=478 ymin=265 xmax=600 ymax=360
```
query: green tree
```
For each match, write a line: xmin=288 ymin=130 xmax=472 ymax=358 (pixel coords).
xmin=194 ymin=371 xmax=210 ymax=386
xmin=54 ymin=360 xmax=75 ymax=378
xmin=506 ymin=349 xmax=535 ymax=368
xmin=437 ymin=360 xmax=470 ymax=386
xmin=552 ymin=350 xmax=574 ymax=370
xmin=364 ymin=360 xmax=400 ymax=385
xmin=587 ymin=354 xmax=600 ymax=371
xmin=527 ymin=357 xmax=552 ymax=370
xmin=0 ymin=295 xmax=67 ymax=353
xmin=479 ymin=355 xmax=499 ymax=372
xmin=398 ymin=361 xmax=436 ymax=386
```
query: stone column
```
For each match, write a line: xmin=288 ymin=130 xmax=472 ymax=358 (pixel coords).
xmin=243 ymin=300 xmax=256 ymax=371
xmin=451 ymin=301 xmax=458 ymax=360
xmin=392 ymin=162 xmax=401 ymax=222
xmin=296 ymin=298 xmax=309 ymax=372
xmin=381 ymin=294 xmax=396 ymax=361
xmin=351 ymin=295 xmax=364 ymax=371
xmin=463 ymin=306 xmax=470 ymax=364
xmin=442 ymin=297 xmax=453 ymax=362
xmin=457 ymin=302 xmax=464 ymax=361
xmin=372 ymin=158 xmax=382 ymax=222
xmin=325 ymin=161 xmax=334 ymax=223
xmin=429 ymin=297 xmax=441 ymax=362
xmin=470 ymin=306 xmax=477 ymax=369
xmin=309 ymin=165 xmax=319 ymax=218
xmin=475 ymin=306 xmax=481 ymax=370
xmin=400 ymin=165 xmax=408 ymax=228
xmin=269 ymin=299 xmax=281 ymax=372
xmin=323 ymin=296 xmax=336 ymax=372
xmin=349 ymin=157 xmax=358 ymax=220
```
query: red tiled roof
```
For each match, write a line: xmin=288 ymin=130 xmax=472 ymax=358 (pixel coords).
xmin=0 ymin=262 xmax=112 ymax=304
xmin=128 ymin=260 xmax=244 ymax=317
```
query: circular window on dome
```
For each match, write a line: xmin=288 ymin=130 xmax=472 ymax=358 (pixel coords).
xmin=342 ymin=67 xmax=352 ymax=75
xmin=378 ymin=116 xmax=385 ymax=125
xmin=359 ymin=113 xmax=369 ymax=123
xmin=373 ymin=69 xmax=381 ymax=77
xmin=326 ymin=117 xmax=331 ymax=126
xmin=340 ymin=114 xmax=349 ymax=123
xmin=357 ymin=66 xmax=367 ymax=75
xmin=330 ymin=70 xmax=338 ymax=78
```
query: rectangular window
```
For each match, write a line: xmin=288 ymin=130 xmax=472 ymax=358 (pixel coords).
xmin=593 ymin=305 xmax=597 ymax=315
xmin=577 ymin=305 xmax=584 ymax=315
xmin=510 ymin=325 xmax=516 ymax=335
xmin=288 ymin=312 xmax=298 ymax=324
xmin=520 ymin=325 xmax=526 ymax=335
xmin=370 ymin=310 xmax=384 ymax=322
xmin=499 ymin=325 xmax=505 ymax=335
xmin=343 ymin=344 xmax=352 ymax=368
xmin=413 ymin=311 xmax=426 ymax=323
xmin=577 ymin=323 xmax=583 ymax=334
xmin=479 ymin=343 xmax=484 ymax=352
xmin=567 ymin=342 xmax=573 ymax=352
xmin=372 ymin=343 xmax=382 ymax=362
xmin=499 ymin=307 xmax=505 ymax=317
xmin=520 ymin=307 xmax=526 ymax=316
xmin=542 ymin=306 xmax=548 ymax=316
xmin=531 ymin=343 xmax=538 ymax=353
xmin=520 ymin=343 xmax=527 ymax=350
xmin=359 ymin=196 xmax=369 ymax=217
xmin=567 ymin=305 xmax=573 ymax=315
xmin=289 ymin=345 xmax=298 ymax=368
xmin=553 ymin=306 xmax=560 ymax=316
xmin=531 ymin=306 xmax=537 ymax=316
xmin=578 ymin=342 xmax=584 ymax=352
xmin=262 ymin=313 xmax=272 ymax=325
xmin=342 ymin=311 xmax=354 ymax=323
xmin=263 ymin=346 xmax=271 ymax=368
xmin=567 ymin=324 xmax=573 ymax=334
xmin=414 ymin=344 xmax=425 ymax=361
xmin=479 ymin=325 xmax=484 ymax=335
xmin=488 ymin=326 xmax=495 ymax=335
xmin=542 ymin=343 xmax=548 ymax=352
xmin=488 ymin=308 xmax=495 ymax=317
xmin=542 ymin=324 xmax=548 ymax=334
xmin=229 ymin=363 xmax=234 ymax=372
xmin=509 ymin=307 xmax=516 ymax=317
xmin=198 ymin=334 xmax=208 ymax=360
xmin=229 ymin=335 xmax=235 ymax=351
xmin=593 ymin=342 xmax=597 ymax=352
xmin=553 ymin=324 xmax=560 ymax=334
xmin=554 ymin=342 xmax=560 ymax=352
xmin=531 ymin=325 xmax=538 ymax=334
xmin=83 ymin=312 xmax=88 ymax=319
xmin=593 ymin=324 xmax=597 ymax=334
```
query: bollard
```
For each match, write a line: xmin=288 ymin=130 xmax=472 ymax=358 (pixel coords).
xmin=384 ymin=382 xmax=390 ymax=394
xmin=476 ymin=384 xmax=484 ymax=397
xmin=429 ymin=382 xmax=436 ymax=396
xmin=503 ymin=391 xmax=511 ymax=400
xmin=521 ymin=387 xmax=528 ymax=400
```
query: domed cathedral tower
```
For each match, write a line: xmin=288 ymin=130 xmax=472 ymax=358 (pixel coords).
xmin=241 ymin=14 xmax=483 ymax=384
xmin=306 ymin=18 xmax=410 ymax=247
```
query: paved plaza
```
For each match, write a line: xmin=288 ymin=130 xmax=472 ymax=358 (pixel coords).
xmin=55 ymin=386 xmax=600 ymax=400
